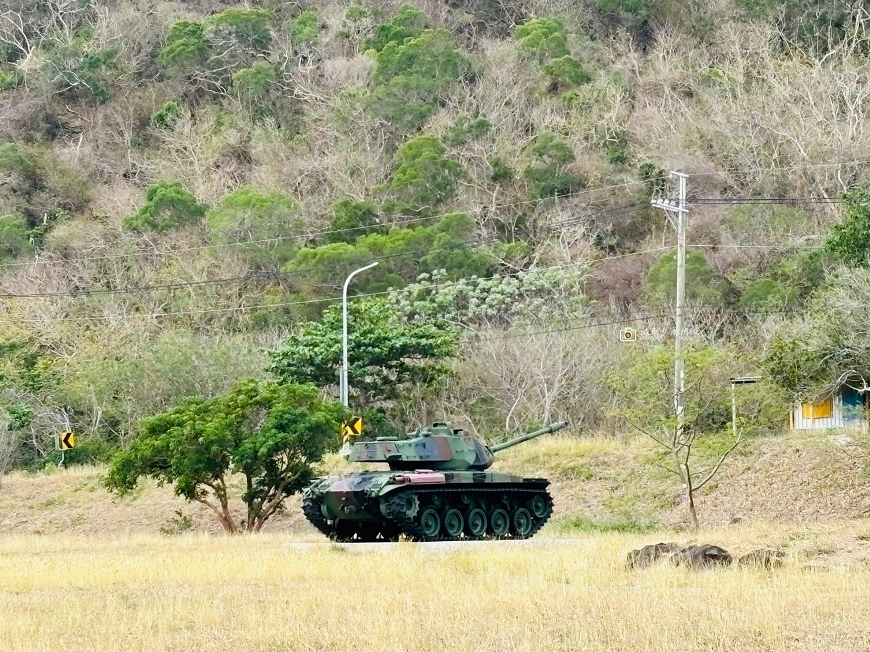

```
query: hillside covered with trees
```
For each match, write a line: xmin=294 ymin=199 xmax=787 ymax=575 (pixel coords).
xmin=2 ymin=0 xmax=870 ymax=473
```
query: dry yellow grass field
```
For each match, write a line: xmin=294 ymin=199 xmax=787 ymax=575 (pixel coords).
xmin=2 ymin=522 xmax=870 ymax=652
xmin=3 ymin=431 xmax=870 ymax=651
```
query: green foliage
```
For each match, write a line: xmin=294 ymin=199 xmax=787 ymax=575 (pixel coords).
xmin=514 ymin=17 xmax=569 ymax=61
xmin=269 ymin=298 xmax=456 ymax=409
xmin=442 ymin=115 xmax=490 ymax=147
xmin=0 ymin=142 xmax=34 ymax=178
xmin=368 ymin=29 xmax=472 ymax=132
xmin=826 ymin=187 xmax=870 ymax=265
xmin=206 ymin=9 xmax=273 ymax=53
xmin=232 ymin=64 xmax=277 ymax=102
xmin=366 ymin=5 xmax=429 ymax=52
xmin=284 ymin=212 xmax=495 ymax=297
xmin=151 ymin=101 xmax=181 ymax=128
xmin=0 ymin=214 xmax=34 ymax=262
xmin=122 ymin=182 xmax=209 ymax=233
xmin=522 ymin=133 xmax=579 ymax=199
xmin=739 ymin=277 xmax=796 ymax=309
xmin=543 ymin=55 xmax=589 ymax=89
xmin=327 ymin=199 xmax=383 ymax=244
xmin=290 ymin=11 xmax=319 ymax=44
xmin=39 ymin=30 xmax=119 ymax=104
xmin=382 ymin=136 xmax=465 ymax=214
xmin=206 ymin=187 xmax=300 ymax=266
xmin=159 ymin=21 xmax=209 ymax=70
xmin=488 ymin=156 xmax=514 ymax=183
xmin=160 ymin=9 xmax=274 ymax=89
xmin=644 ymin=249 xmax=728 ymax=305
xmin=104 ymin=379 xmax=346 ymax=532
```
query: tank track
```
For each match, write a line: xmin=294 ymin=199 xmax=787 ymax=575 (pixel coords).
xmin=303 ymin=497 xmax=401 ymax=542
xmin=304 ymin=486 xmax=552 ymax=543
xmin=302 ymin=497 xmax=336 ymax=538
xmin=386 ymin=485 xmax=553 ymax=542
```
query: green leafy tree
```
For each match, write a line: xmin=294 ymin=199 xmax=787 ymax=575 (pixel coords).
xmin=543 ymin=55 xmax=589 ymax=89
xmin=104 ymin=380 xmax=346 ymax=533
xmin=269 ymin=298 xmax=456 ymax=410
xmin=608 ymin=344 xmax=773 ymax=528
xmin=289 ymin=11 xmax=320 ymax=44
xmin=160 ymin=9 xmax=274 ymax=90
xmin=368 ymin=29 xmax=472 ymax=133
xmin=383 ymin=136 xmax=465 ymax=214
xmin=522 ymin=132 xmax=579 ymax=199
xmin=644 ymin=249 xmax=728 ymax=305
xmin=826 ymin=187 xmax=870 ymax=265
xmin=514 ymin=17 xmax=569 ymax=61
xmin=206 ymin=188 xmax=301 ymax=267
xmin=232 ymin=64 xmax=277 ymax=103
xmin=739 ymin=277 xmax=796 ymax=309
xmin=764 ymin=266 xmax=870 ymax=401
xmin=326 ymin=199 xmax=383 ymax=244
xmin=365 ymin=5 xmax=429 ymax=51
xmin=122 ymin=182 xmax=209 ymax=233
xmin=285 ymin=212 xmax=494 ymax=297
xmin=159 ymin=21 xmax=210 ymax=71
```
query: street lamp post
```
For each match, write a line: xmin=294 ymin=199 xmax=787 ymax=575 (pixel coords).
xmin=341 ymin=262 xmax=379 ymax=407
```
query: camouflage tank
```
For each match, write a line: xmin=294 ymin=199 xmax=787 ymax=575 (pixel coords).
xmin=302 ymin=421 xmax=567 ymax=542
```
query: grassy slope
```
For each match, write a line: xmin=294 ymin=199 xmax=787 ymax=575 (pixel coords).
xmin=2 ymin=429 xmax=869 ymax=536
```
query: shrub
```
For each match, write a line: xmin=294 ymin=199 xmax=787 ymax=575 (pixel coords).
xmin=543 ymin=55 xmax=589 ymax=88
xmin=644 ymin=249 xmax=728 ymax=305
xmin=151 ymin=101 xmax=181 ymax=128
xmin=514 ymin=17 xmax=569 ymax=61
xmin=122 ymin=182 xmax=208 ymax=233
xmin=0 ymin=214 xmax=34 ymax=262
xmin=232 ymin=64 xmax=277 ymax=102
xmin=289 ymin=11 xmax=319 ymax=44
xmin=207 ymin=187 xmax=301 ymax=266
xmin=366 ymin=5 xmax=429 ymax=52
xmin=368 ymin=29 xmax=471 ymax=133
xmin=327 ymin=199 xmax=384 ymax=244
xmin=442 ymin=115 xmax=490 ymax=147
xmin=488 ymin=156 xmax=514 ymax=183
xmin=826 ymin=187 xmax=870 ymax=265
xmin=522 ymin=133 xmax=579 ymax=199
xmin=382 ymin=136 xmax=466 ymax=214
xmin=739 ymin=278 xmax=796 ymax=309
xmin=284 ymin=212 xmax=495 ymax=296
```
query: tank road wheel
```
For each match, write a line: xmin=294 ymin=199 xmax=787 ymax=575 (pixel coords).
xmin=465 ymin=508 xmax=487 ymax=539
xmin=511 ymin=508 xmax=534 ymax=539
xmin=443 ymin=508 xmax=465 ymax=539
xmin=419 ymin=508 xmax=442 ymax=540
xmin=488 ymin=507 xmax=510 ymax=538
xmin=529 ymin=493 xmax=552 ymax=520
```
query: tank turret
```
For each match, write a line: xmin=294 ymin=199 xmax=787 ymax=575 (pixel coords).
xmin=347 ymin=421 xmax=568 ymax=470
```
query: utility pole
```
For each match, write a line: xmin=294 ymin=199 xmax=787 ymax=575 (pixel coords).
xmin=651 ymin=172 xmax=688 ymax=444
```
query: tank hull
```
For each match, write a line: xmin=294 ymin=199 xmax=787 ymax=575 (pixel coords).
xmin=302 ymin=470 xmax=553 ymax=541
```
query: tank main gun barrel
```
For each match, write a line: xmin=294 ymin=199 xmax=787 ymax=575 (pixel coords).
xmin=489 ymin=421 xmax=568 ymax=453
